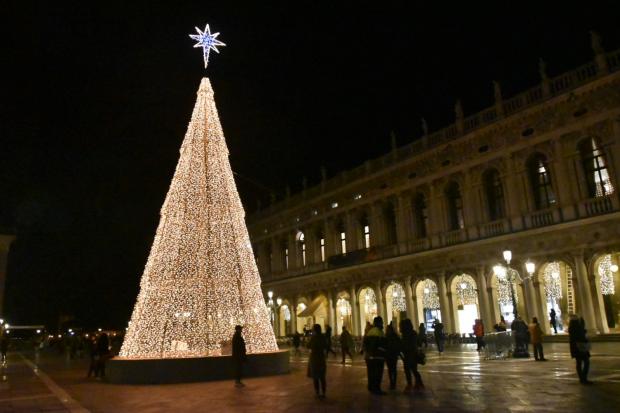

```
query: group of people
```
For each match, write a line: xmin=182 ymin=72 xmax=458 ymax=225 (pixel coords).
xmin=86 ymin=332 xmax=111 ymax=378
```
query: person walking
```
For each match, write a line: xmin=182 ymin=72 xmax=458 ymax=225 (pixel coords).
xmin=400 ymin=319 xmax=424 ymax=391
xmin=95 ymin=333 xmax=110 ymax=378
xmin=307 ymin=324 xmax=327 ymax=399
xmin=432 ymin=319 xmax=445 ymax=353
xmin=569 ymin=316 xmax=592 ymax=384
xmin=418 ymin=323 xmax=428 ymax=348
xmin=339 ymin=326 xmax=354 ymax=364
xmin=549 ymin=308 xmax=558 ymax=334
xmin=324 ymin=325 xmax=337 ymax=357
xmin=292 ymin=331 xmax=302 ymax=356
xmin=473 ymin=319 xmax=485 ymax=352
xmin=528 ymin=317 xmax=547 ymax=361
xmin=363 ymin=316 xmax=387 ymax=395
xmin=232 ymin=325 xmax=247 ymax=387
xmin=384 ymin=324 xmax=401 ymax=390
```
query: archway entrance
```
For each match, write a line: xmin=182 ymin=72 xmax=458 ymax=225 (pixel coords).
xmin=416 ymin=279 xmax=441 ymax=331
xmin=358 ymin=287 xmax=378 ymax=333
xmin=386 ymin=282 xmax=407 ymax=330
xmin=336 ymin=294 xmax=352 ymax=334
xmin=595 ymin=253 xmax=620 ymax=329
xmin=278 ymin=304 xmax=291 ymax=336
xmin=539 ymin=261 xmax=576 ymax=333
xmin=451 ymin=274 xmax=480 ymax=335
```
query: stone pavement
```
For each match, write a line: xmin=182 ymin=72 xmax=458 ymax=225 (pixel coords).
xmin=1 ymin=343 xmax=620 ymax=412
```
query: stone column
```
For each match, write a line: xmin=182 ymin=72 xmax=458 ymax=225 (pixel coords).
xmin=345 ymin=211 xmax=359 ymax=251
xmin=374 ymin=281 xmax=387 ymax=323
xmin=411 ymin=287 xmax=420 ymax=328
xmin=531 ymin=279 xmax=551 ymax=334
xmin=327 ymin=290 xmax=336 ymax=332
xmin=476 ymin=266 xmax=499 ymax=331
xmin=551 ymin=139 xmax=577 ymax=220
xmin=370 ymin=203 xmax=386 ymax=247
xmin=447 ymin=291 xmax=459 ymax=334
xmin=437 ymin=273 xmax=454 ymax=333
xmin=350 ymin=285 xmax=360 ymax=336
xmin=572 ymin=251 xmax=598 ymax=333
xmin=403 ymin=276 xmax=415 ymax=322
xmin=290 ymin=298 xmax=298 ymax=335
xmin=590 ymin=265 xmax=610 ymax=334
xmin=395 ymin=194 xmax=411 ymax=250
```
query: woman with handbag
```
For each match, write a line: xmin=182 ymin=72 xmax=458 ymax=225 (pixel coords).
xmin=400 ymin=319 xmax=424 ymax=391
xmin=307 ymin=324 xmax=327 ymax=399
xmin=568 ymin=315 xmax=593 ymax=385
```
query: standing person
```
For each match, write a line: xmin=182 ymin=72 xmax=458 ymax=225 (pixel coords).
xmin=232 ymin=325 xmax=247 ymax=387
xmin=528 ymin=317 xmax=547 ymax=361
xmin=400 ymin=319 xmax=424 ymax=391
xmin=339 ymin=326 xmax=354 ymax=364
xmin=292 ymin=331 xmax=302 ymax=356
xmin=549 ymin=308 xmax=558 ymax=334
xmin=0 ymin=334 xmax=8 ymax=363
xmin=307 ymin=324 xmax=327 ymax=399
xmin=569 ymin=316 xmax=592 ymax=385
xmin=432 ymin=319 xmax=445 ymax=353
xmin=512 ymin=316 xmax=530 ymax=356
xmin=363 ymin=316 xmax=387 ymax=395
xmin=418 ymin=323 xmax=428 ymax=348
xmin=324 ymin=325 xmax=337 ymax=357
xmin=95 ymin=333 xmax=110 ymax=378
xmin=473 ymin=319 xmax=485 ymax=352
xmin=86 ymin=336 xmax=98 ymax=378
xmin=384 ymin=324 xmax=401 ymax=390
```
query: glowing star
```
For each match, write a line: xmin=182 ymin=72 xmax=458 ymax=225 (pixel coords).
xmin=189 ymin=24 xmax=226 ymax=68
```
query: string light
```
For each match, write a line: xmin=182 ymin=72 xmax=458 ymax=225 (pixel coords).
xmin=119 ymin=78 xmax=277 ymax=359
xmin=362 ymin=288 xmax=377 ymax=319
xmin=455 ymin=274 xmax=478 ymax=306
xmin=543 ymin=262 xmax=563 ymax=301
xmin=598 ymin=254 xmax=616 ymax=295
xmin=422 ymin=279 xmax=440 ymax=310
xmin=337 ymin=298 xmax=352 ymax=317
xmin=493 ymin=266 xmax=517 ymax=306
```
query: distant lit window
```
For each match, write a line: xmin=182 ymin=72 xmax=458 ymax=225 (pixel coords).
xmin=331 ymin=202 xmax=339 ymax=209
xmin=312 ymin=209 xmax=319 ymax=216
xmin=579 ymin=138 xmax=614 ymax=198
xmin=484 ymin=169 xmax=506 ymax=220
xmin=527 ymin=153 xmax=556 ymax=209
xmin=320 ymin=237 xmax=325 ymax=262
xmin=354 ymin=194 xmax=362 ymax=200
xmin=284 ymin=247 xmax=289 ymax=269
xmin=340 ymin=232 xmax=347 ymax=254
xmin=414 ymin=193 xmax=428 ymax=238
xmin=364 ymin=225 xmax=370 ymax=248
xmin=446 ymin=182 xmax=465 ymax=230
xmin=297 ymin=232 xmax=306 ymax=267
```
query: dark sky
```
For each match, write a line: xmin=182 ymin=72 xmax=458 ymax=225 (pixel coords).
xmin=2 ymin=1 xmax=620 ymax=329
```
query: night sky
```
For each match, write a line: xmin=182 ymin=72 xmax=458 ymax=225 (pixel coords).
xmin=3 ymin=2 xmax=620 ymax=330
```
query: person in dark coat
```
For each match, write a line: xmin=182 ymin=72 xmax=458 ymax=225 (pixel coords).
xmin=363 ymin=316 xmax=387 ymax=395
xmin=418 ymin=323 xmax=428 ymax=348
xmin=232 ymin=325 xmax=247 ymax=387
xmin=307 ymin=324 xmax=327 ymax=399
xmin=339 ymin=326 xmax=354 ymax=364
xmin=384 ymin=324 xmax=401 ymax=390
xmin=0 ymin=335 xmax=8 ymax=363
xmin=401 ymin=319 xmax=424 ymax=391
xmin=292 ymin=331 xmax=302 ymax=356
xmin=432 ymin=319 xmax=445 ymax=353
xmin=94 ymin=333 xmax=110 ymax=378
xmin=86 ymin=336 xmax=98 ymax=378
xmin=549 ymin=308 xmax=558 ymax=334
xmin=569 ymin=316 xmax=592 ymax=384
xmin=324 ymin=325 xmax=337 ymax=357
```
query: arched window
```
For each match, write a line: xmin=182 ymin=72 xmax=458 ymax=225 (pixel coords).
xmin=281 ymin=240 xmax=289 ymax=270
xmin=336 ymin=221 xmax=347 ymax=254
xmin=359 ymin=213 xmax=370 ymax=248
xmin=483 ymin=169 xmax=505 ymax=220
xmin=527 ymin=153 xmax=556 ymax=209
xmin=296 ymin=231 xmax=306 ymax=267
xmin=316 ymin=229 xmax=326 ymax=262
xmin=413 ymin=193 xmax=428 ymax=238
xmin=579 ymin=138 xmax=614 ymax=198
xmin=446 ymin=182 xmax=465 ymax=230
xmin=384 ymin=204 xmax=397 ymax=245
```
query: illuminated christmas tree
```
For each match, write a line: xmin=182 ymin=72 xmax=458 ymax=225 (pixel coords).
xmin=119 ymin=77 xmax=278 ymax=358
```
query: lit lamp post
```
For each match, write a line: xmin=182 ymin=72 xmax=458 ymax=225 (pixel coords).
xmin=493 ymin=250 xmax=521 ymax=319
xmin=266 ymin=291 xmax=275 ymax=327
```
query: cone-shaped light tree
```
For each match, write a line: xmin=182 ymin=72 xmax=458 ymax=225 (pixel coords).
xmin=119 ymin=78 xmax=278 ymax=358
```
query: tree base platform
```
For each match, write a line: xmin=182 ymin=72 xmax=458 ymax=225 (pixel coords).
xmin=107 ymin=349 xmax=290 ymax=384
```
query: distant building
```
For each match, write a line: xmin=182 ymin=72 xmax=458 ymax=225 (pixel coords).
xmin=0 ymin=232 xmax=15 ymax=315
xmin=248 ymin=36 xmax=620 ymax=337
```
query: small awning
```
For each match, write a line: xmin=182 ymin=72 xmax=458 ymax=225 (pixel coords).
xmin=297 ymin=296 xmax=327 ymax=318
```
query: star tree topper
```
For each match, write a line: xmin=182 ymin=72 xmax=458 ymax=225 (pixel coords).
xmin=189 ymin=24 xmax=226 ymax=68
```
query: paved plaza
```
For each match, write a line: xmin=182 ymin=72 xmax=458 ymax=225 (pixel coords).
xmin=1 ymin=343 xmax=620 ymax=412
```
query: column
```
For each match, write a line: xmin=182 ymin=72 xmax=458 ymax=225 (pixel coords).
xmin=345 ymin=211 xmax=359 ymax=251
xmin=476 ymin=267 xmax=493 ymax=331
xmin=531 ymin=279 xmax=551 ymax=334
xmin=590 ymin=265 xmax=610 ymax=334
xmin=403 ymin=276 xmax=415 ymax=322
xmin=411 ymin=288 xmax=420 ymax=328
xmin=395 ymin=194 xmax=411 ymax=248
xmin=350 ymin=285 xmax=360 ymax=336
xmin=327 ymin=290 xmax=336 ymax=331
xmin=290 ymin=298 xmax=298 ymax=334
xmin=572 ymin=251 xmax=598 ymax=333
xmin=447 ymin=291 xmax=459 ymax=334
xmin=374 ymin=281 xmax=387 ymax=322
xmin=437 ymin=273 xmax=454 ymax=333
xmin=370 ymin=203 xmax=386 ymax=246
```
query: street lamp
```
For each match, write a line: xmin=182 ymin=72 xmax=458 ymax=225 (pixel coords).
xmin=494 ymin=249 xmax=521 ymax=319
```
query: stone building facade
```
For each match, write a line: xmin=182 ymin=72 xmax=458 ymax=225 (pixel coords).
xmin=247 ymin=41 xmax=620 ymax=338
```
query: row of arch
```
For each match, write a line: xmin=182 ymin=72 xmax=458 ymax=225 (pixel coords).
xmin=269 ymin=252 xmax=620 ymax=337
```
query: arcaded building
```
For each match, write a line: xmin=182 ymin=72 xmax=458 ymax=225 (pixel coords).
xmin=247 ymin=38 xmax=620 ymax=338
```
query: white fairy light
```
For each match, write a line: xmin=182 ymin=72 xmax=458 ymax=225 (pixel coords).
xmin=422 ymin=279 xmax=440 ymax=310
xmin=119 ymin=78 xmax=277 ymax=359
xmin=598 ymin=254 xmax=616 ymax=295
xmin=337 ymin=298 xmax=352 ymax=317
xmin=189 ymin=24 xmax=226 ymax=69
xmin=543 ymin=262 xmax=563 ymax=301
xmin=363 ymin=289 xmax=378 ymax=318
xmin=389 ymin=283 xmax=406 ymax=312
xmin=493 ymin=268 xmax=517 ymax=306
